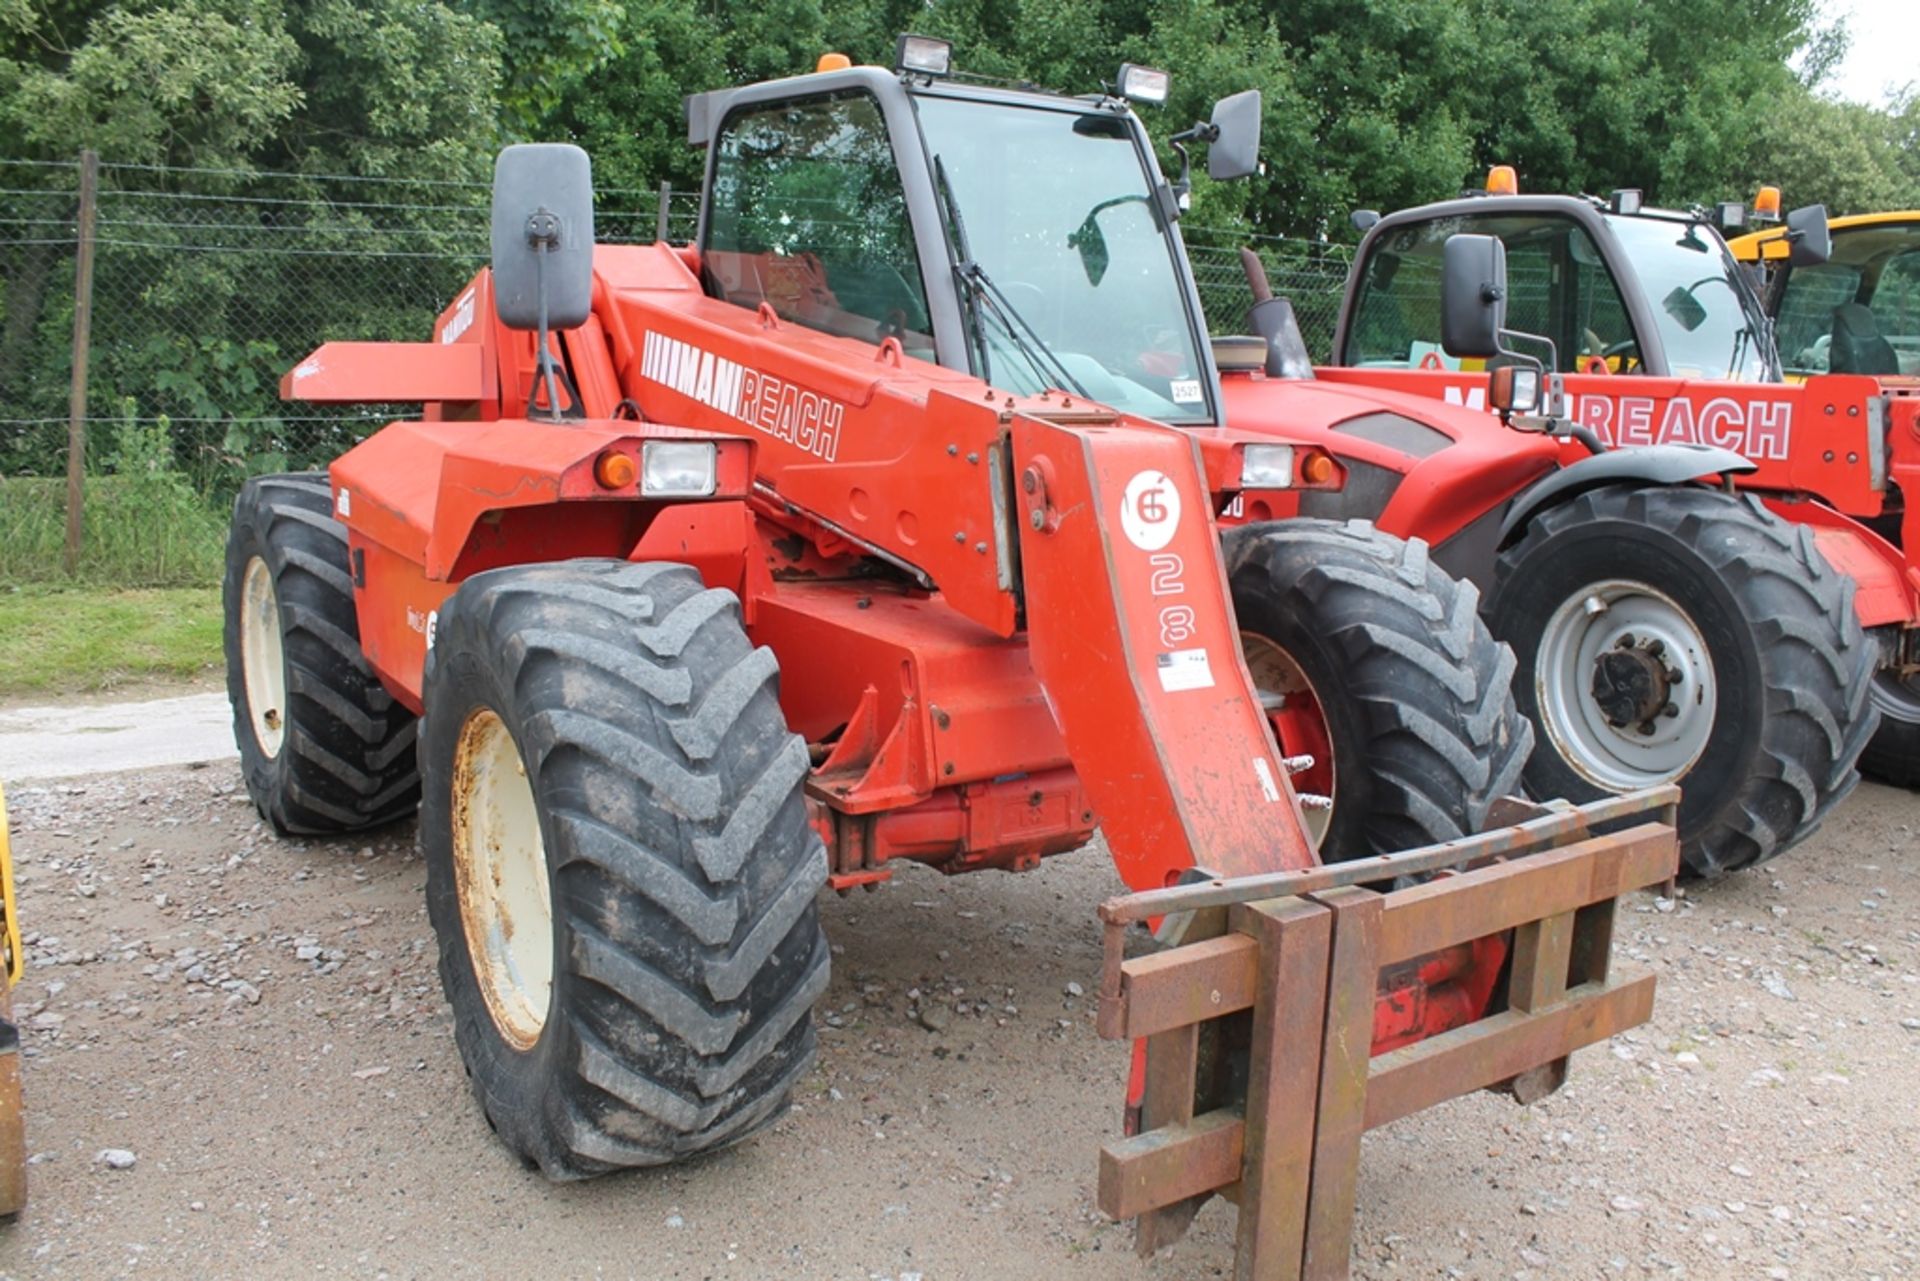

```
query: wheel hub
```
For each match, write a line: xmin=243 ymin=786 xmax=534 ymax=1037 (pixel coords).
xmin=239 ymin=556 xmax=287 ymax=759
xmin=1537 ymin=581 xmax=1717 ymax=791
xmin=1590 ymin=635 xmax=1682 ymax=733
xmin=1239 ymin=632 xmax=1335 ymax=848
xmin=451 ymin=707 xmax=553 ymax=1051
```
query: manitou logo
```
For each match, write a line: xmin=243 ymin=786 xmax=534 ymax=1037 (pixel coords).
xmin=440 ymin=289 xmax=476 ymax=345
xmin=640 ymin=330 xmax=843 ymax=461
xmin=1443 ymin=385 xmax=1793 ymax=459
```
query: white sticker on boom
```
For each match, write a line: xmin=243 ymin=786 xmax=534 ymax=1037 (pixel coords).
xmin=1169 ymin=378 xmax=1203 ymax=404
xmin=1120 ymin=469 xmax=1181 ymax=551
xmin=1252 ymin=757 xmax=1282 ymax=803
xmin=1155 ymin=647 xmax=1214 ymax=692
xmin=335 ymin=487 xmax=351 ymax=517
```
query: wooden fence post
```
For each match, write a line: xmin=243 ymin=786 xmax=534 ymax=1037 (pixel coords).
xmin=62 ymin=149 xmax=99 ymax=577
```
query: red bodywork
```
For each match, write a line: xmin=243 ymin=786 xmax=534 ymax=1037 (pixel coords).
xmin=1305 ymin=365 xmax=1920 ymax=632
xmin=285 ymin=240 xmax=1548 ymax=1059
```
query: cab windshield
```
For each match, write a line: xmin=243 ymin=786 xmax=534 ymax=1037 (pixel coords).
xmin=1605 ymin=215 xmax=1774 ymax=381
xmin=911 ymin=93 xmax=1212 ymax=424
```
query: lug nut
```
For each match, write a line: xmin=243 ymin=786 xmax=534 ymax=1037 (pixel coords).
xmin=1662 ymin=703 xmax=1679 ymax=718
xmin=1636 ymin=721 xmax=1657 ymax=736
xmin=1644 ymin=638 xmax=1665 ymax=657
xmin=1666 ymin=667 xmax=1683 ymax=685
xmin=1280 ymin=754 xmax=1316 ymax=775
xmin=1616 ymin=633 xmax=1636 ymax=649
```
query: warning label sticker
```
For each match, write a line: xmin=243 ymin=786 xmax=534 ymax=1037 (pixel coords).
xmin=1155 ymin=647 xmax=1215 ymax=693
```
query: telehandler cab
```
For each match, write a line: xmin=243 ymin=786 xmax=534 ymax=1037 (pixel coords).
xmin=227 ymin=43 xmax=1678 ymax=1275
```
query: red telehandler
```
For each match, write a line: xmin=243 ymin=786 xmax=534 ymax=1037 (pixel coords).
xmin=227 ymin=42 xmax=1677 ymax=1276
xmin=1215 ymin=181 xmax=1886 ymax=878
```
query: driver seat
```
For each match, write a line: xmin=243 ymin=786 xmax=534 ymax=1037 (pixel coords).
xmin=1830 ymin=303 xmax=1899 ymax=376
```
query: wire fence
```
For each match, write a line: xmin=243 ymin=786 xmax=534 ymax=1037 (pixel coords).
xmin=0 ymin=153 xmax=1351 ymax=583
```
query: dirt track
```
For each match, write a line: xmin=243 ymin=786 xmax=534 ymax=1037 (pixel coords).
xmin=0 ymin=762 xmax=1916 ymax=1279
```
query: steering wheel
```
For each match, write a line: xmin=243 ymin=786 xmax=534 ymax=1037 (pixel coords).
xmin=1600 ymin=338 xmax=1642 ymax=372
xmin=999 ymin=280 xmax=1046 ymax=312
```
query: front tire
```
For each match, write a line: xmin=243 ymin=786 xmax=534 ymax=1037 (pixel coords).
xmin=1224 ymin=519 xmax=1533 ymax=860
xmin=421 ymin=559 xmax=829 ymax=1178
xmin=222 ymin=473 xmax=419 ymax=834
xmin=1490 ymin=485 xmax=1876 ymax=878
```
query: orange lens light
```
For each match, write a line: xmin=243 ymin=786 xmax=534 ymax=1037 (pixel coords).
xmin=1754 ymin=184 xmax=1781 ymax=218
xmin=594 ymin=450 xmax=637 ymax=489
xmin=1486 ymin=165 xmax=1519 ymax=196
xmin=1299 ymin=451 xmax=1337 ymax=486
xmin=816 ymin=52 xmax=852 ymax=72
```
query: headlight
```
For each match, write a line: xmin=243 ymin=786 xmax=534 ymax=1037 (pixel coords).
xmin=641 ymin=441 xmax=717 ymax=497
xmin=895 ymin=34 xmax=952 ymax=77
xmin=1240 ymin=443 xmax=1294 ymax=489
xmin=1116 ymin=63 xmax=1170 ymax=105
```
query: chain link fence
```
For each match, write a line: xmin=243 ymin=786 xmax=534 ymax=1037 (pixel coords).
xmin=0 ymin=154 xmax=1349 ymax=584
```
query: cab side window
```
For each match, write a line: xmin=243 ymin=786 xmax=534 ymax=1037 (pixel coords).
xmin=1775 ymin=263 xmax=1862 ymax=373
xmin=1869 ymin=251 xmax=1920 ymax=373
xmin=705 ymin=92 xmax=933 ymax=355
xmin=1347 ymin=215 xmax=1637 ymax=373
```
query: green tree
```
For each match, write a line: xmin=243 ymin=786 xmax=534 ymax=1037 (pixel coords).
xmin=1744 ymin=87 xmax=1920 ymax=215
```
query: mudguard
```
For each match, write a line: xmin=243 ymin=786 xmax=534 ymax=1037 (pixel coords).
xmin=1500 ymin=443 xmax=1756 ymax=541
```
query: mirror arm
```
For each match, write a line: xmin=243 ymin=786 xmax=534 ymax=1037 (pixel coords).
xmin=524 ymin=207 xmax=578 ymax=422
xmin=1167 ymin=135 xmax=1193 ymax=210
xmin=1166 ymin=121 xmax=1218 ymax=211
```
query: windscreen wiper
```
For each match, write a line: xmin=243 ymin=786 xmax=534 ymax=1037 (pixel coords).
xmin=932 ymin=155 xmax=1091 ymax=400
xmin=932 ymin=156 xmax=993 ymax=385
xmin=963 ymin=264 xmax=1092 ymax=399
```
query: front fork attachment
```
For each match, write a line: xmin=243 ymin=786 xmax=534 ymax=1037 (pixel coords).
xmin=1094 ymin=787 xmax=1680 ymax=1279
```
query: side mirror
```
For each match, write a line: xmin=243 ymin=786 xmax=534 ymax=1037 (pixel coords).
xmin=1488 ymin=364 xmax=1541 ymax=416
xmin=1661 ymin=285 xmax=1709 ymax=333
xmin=1440 ymin=234 xmax=1508 ymax=359
xmin=491 ymin=143 xmax=595 ymax=331
xmin=1350 ymin=209 xmax=1380 ymax=234
xmin=1068 ymin=211 xmax=1111 ymax=286
xmin=1206 ymin=90 xmax=1261 ymax=181
xmin=1784 ymin=203 xmax=1830 ymax=267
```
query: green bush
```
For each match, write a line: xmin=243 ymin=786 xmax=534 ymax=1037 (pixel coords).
xmin=0 ymin=413 xmax=225 ymax=587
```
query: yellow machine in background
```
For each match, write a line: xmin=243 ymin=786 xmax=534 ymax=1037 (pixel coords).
xmin=0 ymin=783 xmax=23 ymax=1216
xmin=1729 ymin=206 xmax=1920 ymax=378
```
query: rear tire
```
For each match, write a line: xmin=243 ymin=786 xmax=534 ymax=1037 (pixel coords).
xmin=1858 ymin=663 xmax=1920 ymax=788
xmin=1224 ymin=519 xmax=1533 ymax=860
xmin=1489 ymin=485 xmax=1876 ymax=878
xmin=222 ymin=473 xmax=419 ymax=834
xmin=420 ymin=559 xmax=828 ymax=1178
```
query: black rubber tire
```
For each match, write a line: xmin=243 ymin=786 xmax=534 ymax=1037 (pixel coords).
xmin=1223 ymin=519 xmax=1533 ymax=860
xmin=1489 ymin=485 xmax=1877 ymax=879
xmin=420 ymin=559 xmax=829 ymax=1178
xmin=222 ymin=473 xmax=419 ymax=834
xmin=1858 ymin=655 xmax=1920 ymax=787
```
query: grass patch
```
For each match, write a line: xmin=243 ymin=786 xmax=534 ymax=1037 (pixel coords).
xmin=0 ymin=419 xmax=227 ymax=588
xmin=0 ymin=584 xmax=221 ymax=695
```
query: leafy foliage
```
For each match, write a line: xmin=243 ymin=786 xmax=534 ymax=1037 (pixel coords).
xmin=0 ymin=0 xmax=1915 ymax=592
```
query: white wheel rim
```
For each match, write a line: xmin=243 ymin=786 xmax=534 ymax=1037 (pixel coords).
xmin=1537 ymin=578 xmax=1717 ymax=791
xmin=1240 ymin=632 xmax=1336 ymax=848
xmin=451 ymin=708 xmax=553 ymax=1051
xmin=240 ymin=556 xmax=287 ymax=758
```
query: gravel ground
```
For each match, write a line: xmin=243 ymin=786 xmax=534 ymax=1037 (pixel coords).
xmin=0 ymin=763 xmax=1916 ymax=1280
